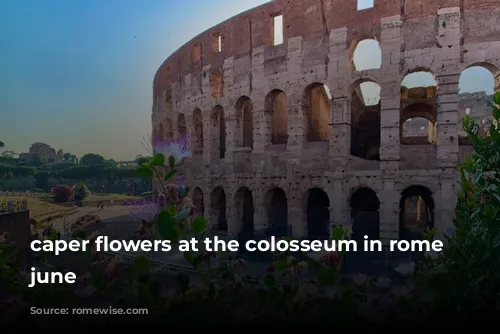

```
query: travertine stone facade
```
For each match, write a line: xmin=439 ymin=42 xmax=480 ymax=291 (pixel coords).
xmin=152 ymin=0 xmax=500 ymax=243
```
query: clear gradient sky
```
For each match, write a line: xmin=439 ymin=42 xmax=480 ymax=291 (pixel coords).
xmin=0 ymin=0 xmax=494 ymax=161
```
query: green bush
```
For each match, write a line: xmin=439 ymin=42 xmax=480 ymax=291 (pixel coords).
xmin=422 ymin=92 xmax=500 ymax=321
xmin=73 ymin=181 xmax=90 ymax=201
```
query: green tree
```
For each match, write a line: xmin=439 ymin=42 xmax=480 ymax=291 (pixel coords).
xmin=0 ymin=141 xmax=4 ymax=148
xmin=80 ymin=153 xmax=106 ymax=166
xmin=27 ymin=153 xmax=46 ymax=167
xmin=426 ymin=92 xmax=500 ymax=321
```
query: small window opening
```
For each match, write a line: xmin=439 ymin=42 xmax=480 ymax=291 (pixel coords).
xmin=273 ymin=15 xmax=283 ymax=46
xmin=212 ymin=33 xmax=222 ymax=53
xmin=357 ymin=0 xmax=374 ymax=10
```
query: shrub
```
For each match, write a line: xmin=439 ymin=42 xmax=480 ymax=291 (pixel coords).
xmin=422 ymin=92 xmax=500 ymax=322
xmin=73 ymin=181 xmax=90 ymax=201
xmin=52 ymin=184 xmax=74 ymax=203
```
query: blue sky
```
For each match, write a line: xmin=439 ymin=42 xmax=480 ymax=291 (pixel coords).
xmin=0 ymin=0 xmax=494 ymax=161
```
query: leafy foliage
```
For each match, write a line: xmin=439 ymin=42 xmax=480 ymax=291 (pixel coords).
xmin=420 ymin=92 xmax=500 ymax=321
xmin=73 ymin=181 xmax=90 ymax=201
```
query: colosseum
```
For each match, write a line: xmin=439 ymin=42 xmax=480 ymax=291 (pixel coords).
xmin=152 ymin=0 xmax=500 ymax=246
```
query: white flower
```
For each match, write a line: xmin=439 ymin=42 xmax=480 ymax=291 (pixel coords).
xmin=155 ymin=137 xmax=192 ymax=165
xmin=352 ymin=273 xmax=368 ymax=286
xmin=374 ymin=276 xmax=391 ymax=289
xmin=394 ymin=261 xmax=416 ymax=277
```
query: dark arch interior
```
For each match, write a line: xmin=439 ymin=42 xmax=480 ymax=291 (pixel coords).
xmin=193 ymin=187 xmax=204 ymax=216
xmin=238 ymin=188 xmax=254 ymax=236
xmin=350 ymin=188 xmax=380 ymax=240
xmin=399 ymin=185 xmax=434 ymax=241
xmin=267 ymin=188 xmax=288 ymax=237
xmin=307 ymin=188 xmax=330 ymax=239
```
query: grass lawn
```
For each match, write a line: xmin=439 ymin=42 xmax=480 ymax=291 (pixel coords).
xmin=0 ymin=193 xmax=140 ymax=220
xmin=0 ymin=196 xmax=74 ymax=220
xmin=83 ymin=193 xmax=141 ymax=201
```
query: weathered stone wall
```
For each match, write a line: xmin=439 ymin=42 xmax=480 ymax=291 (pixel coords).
xmin=152 ymin=0 xmax=500 ymax=242
xmin=0 ymin=210 xmax=31 ymax=249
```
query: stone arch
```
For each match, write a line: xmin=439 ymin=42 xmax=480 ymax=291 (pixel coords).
xmin=234 ymin=187 xmax=254 ymax=237
xmin=458 ymin=62 xmax=499 ymax=140
xmin=210 ymin=71 xmax=224 ymax=99
xmin=400 ymin=103 xmax=437 ymax=145
xmin=192 ymin=108 xmax=203 ymax=154
xmin=400 ymin=70 xmax=438 ymax=146
xmin=350 ymin=79 xmax=381 ymax=160
xmin=165 ymin=118 xmax=174 ymax=141
xmin=264 ymin=187 xmax=288 ymax=237
xmin=192 ymin=187 xmax=204 ymax=216
xmin=304 ymin=188 xmax=330 ymax=239
xmin=349 ymin=187 xmax=380 ymax=240
xmin=265 ymin=89 xmax=288 ymax=145
xmin=210 ymin=187 xmax=227 ymax=233
xmin=165 ymin=90 xmax=173 ymax=115
xmin=349 ymin=37 xmax=382 ymax=71
xmin=303 ymin=83 xmax=332 ymax=142
xmin=177 ymin=113 xmax=186 ymax=139
xmin=210 ymin=105 xmax=226 ymax=160
xmin=234 ymin=96 xmax=254 ymax=149
xmin=399 ymin=185 xmax=434 ymax=241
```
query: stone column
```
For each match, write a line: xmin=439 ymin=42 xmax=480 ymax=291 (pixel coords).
xmin=202 ymin=117 xmax=214 ymax=165
xmin=329 ymin=97 xmax=351 ymax=163
xmin=253 ymin=198 xmax=268 ymax=238
xmin=377 ymin=181 xmax=399 ymax=244
xmin=379 ymin=15 xmax=403 ymax=175
xmin=328 ymin=27 xmax=351 ymax=164
xmin=224 ymin=115 xmax=238 ymax=163
xmin=288 ymin=191 xmax=305 ymax=239
xmin=251 ymin=47 xmax=266 ymax=153
xmin=331 ymin=179 xmax=346 ymax=224
xmin=250 ymin=98 xmax=267 ymax=153
xmin=286 ymin=92 xmax=305 ymax=151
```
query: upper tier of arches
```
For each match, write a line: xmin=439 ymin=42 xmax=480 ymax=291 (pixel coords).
xmin=153 ymin=0 xmax=500 ymax=98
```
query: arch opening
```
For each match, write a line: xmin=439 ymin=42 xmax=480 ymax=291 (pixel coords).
xmin=303 ymin=83 xmax=332 ymax=142
xmin=350 ymin=80 xmax=381 ymax=160
xmin=234 ymin=187 xmax=254 ymax=237
xmin=458 ymin=64 xmax=497 ymax=143
xmin=265 ymin=89 xmax=288 ymax=145
xmin=192 ymin=109 xmax=203 ymax=154
xmin=400 ymin=71 xmax=437 ymax=146
xmin=351 ymin=38 xmax=381 ymax=71
xmin=192 ymin=187 xmax=204 ymax=216
xmin=210 ymin=187 xmax=227 ymax=233
xmin=400 ymin=103 xmax=437 ymax=145
xmin=157 ymin=123 xmax=164 ymax=143
xmin=165 ymin=91 xmax=173 ymax=115
xmin=349 ymin=187 xmax=380 ymax=241
xmin=235 ymin=96 xmax=254 ymax=149
xmin=306 ymin=188 xmax=330 ymax=239
xmin=177 ymin=113 xmax=186 ymax=139
xmin=399 ymin=185 xmax=434 ymax=242
xmin=265 ymin=188 xmax=288 ymax=237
